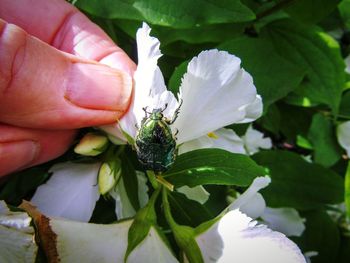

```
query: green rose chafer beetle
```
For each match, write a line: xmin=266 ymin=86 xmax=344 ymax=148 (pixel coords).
xmin=135 ymin=101 xmax=182 ymax=173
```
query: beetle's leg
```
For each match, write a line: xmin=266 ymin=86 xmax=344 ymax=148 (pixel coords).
xmin=169 ymin=99 xmax=183 ymax=124
xmin=173 ymin=128 xmax=179 ymax=140
xmin=161 ymin=103 xmax=168 ymax=112
xmin=142 ymin=106 xmax=151 ymax=116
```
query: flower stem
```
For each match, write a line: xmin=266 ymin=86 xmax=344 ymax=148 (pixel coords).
xmin=146 ymin=170 xmax=159 ymax=189
xmin=162 ymin=187 xmax=177 ymax=228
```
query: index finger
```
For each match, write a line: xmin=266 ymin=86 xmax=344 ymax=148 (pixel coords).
xmin=0 ymin=0 xmax=136 ymax=74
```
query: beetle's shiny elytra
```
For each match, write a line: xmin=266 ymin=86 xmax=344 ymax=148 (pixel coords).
xmin=135 ymin=102 xmax=182 ymax=173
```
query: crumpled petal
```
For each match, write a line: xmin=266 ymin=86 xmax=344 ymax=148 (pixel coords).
xmin=337 ymin=121 xmax=350 ymax=156
xmin=101 ymin=22 xmax=178 ymax=141
xmin=261 ymin=207 xmax=306 ymax=237
xmin=110 ymin=172 xmax=149 ymax=220
xmin=196 ymin=209 xmax=306 ymax=263
xmin=179 ymin=128 xmax=245 ymax=155
xmin=228 ymin=176 xmax=271 ymax=218
xmin=242 ymin=125 xmax=272 ymax=155
xmin=173 ymin=49 xmax=262 ymax=144
xmin=31 ymin=162 xmax=100 ymax=222
xmin=176 ymin=185 xmax=210 ymax=204
xmin=0 ymin=201 xmax=37 ymax=262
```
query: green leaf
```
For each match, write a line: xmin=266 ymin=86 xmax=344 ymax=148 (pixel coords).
xmin=295 ymin=210 xmax=340 ymax=263
xmin=307 ymin=113 xmax=342 ymax=167
xmin=168 ymin=60 xmax=188 ymax=96
xmin=164 ymin=149 xmax=265 ymax=187
xmin=339 ymin=0 xmax=350 ymax=30
xmin=340 ymin=90 xmax=350 ymax=119
xmin=76 ymin=0 xmax=255 ymax=28
xmin=253 ymin=150 xmax=344 ymax=210
xmin=258 ymin=103 xmax=281 ymax=135
xmin=120 ymin=153 xmax=140 ymax=211
xmin=168 ymin=192 xmax=213 ymax=227
xmin=278 ymin=103 xmax=313 ymax=141
xmin=162 ymin=188 xmax=204 ymax=263
xmin=154 ymin=23 xmax=246 ymax=45
xmin=0 ymin=167 xmax=50 ymax=206
xmin=218 ymin=36 xmax=305 ymax=111
xmin=125 ymin=189 xmax=159 ymax=262
xmin=345 ymin=161 xmax=350 ymax=220
xmin=284 ymin=0 xmax=340 ymax=24
xmin=262 ymin=19 xmax=346 ymax=114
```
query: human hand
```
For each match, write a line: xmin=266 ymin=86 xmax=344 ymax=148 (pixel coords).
xmin=0 ymin=0 xmax=135 ymax=177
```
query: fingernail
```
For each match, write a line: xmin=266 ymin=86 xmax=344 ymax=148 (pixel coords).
xmin=65 ymin=63 xmax=133 ymax=112
xmin=0 ymin=140 xmax=39 ymax=176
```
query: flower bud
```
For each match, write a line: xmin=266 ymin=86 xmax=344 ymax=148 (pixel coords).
xmin=98 ymin=159 xmax=122 ymax=195
xmin=74 ymin=133 xmax=109 ymax=156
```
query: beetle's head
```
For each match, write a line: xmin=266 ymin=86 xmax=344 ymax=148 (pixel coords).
xmin=151 ymin=108 xmax=164 ymax=120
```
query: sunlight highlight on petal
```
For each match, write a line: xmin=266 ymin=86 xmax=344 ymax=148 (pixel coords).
xmin=174 ymin=49 xmax=262 ymax=143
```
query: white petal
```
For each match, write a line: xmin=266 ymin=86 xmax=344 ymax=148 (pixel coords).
xmin=128 ymin=226 xmax=179 ymax=263
xmin=236 ymin=95 xmax=263 ymax=124
xmin=31 ymin=162 xmax=100 ymax=222
xmin=176 ymin=185 xmax=210 ymax=204
xmin=0 ymin=201 xmax=37 ymax=262
xmin=261 ymin=207 xmax=306 ymax=237
xmin=196 ymin=210 xmax=306 ymax=263
xmin=179 ymin=128 xmax=245 ymax=155
xmin=337 ymin=121 xmax=350 ymax=156
xmin=51 ymin=218 xmax=131 ymax=262
xmin=239 ymin=193 xmax=266 ymax=219
xmin=111 ymin=172 xmax=149 ymax=220
xmin=101 ymin=22 xmax=172 ymax=140
xmin=173 ymin=49 xmax=262 ymax=143
xmin=50 ymin=218 xmax=179 ymax=263
xmin=242 ymin=125 xmax=272 ymax=155
xmin=304 ymin=251 xmax=318 ymax=263
xmin=345 ymin=54 xmax=350 ymax=74
xmin=228 ymin=176 xmax=271 ymax=216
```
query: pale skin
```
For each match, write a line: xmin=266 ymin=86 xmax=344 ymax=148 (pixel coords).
xmin=0 ymin=0 xmax=136 ymax=177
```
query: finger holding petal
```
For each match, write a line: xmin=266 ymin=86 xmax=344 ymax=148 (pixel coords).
xmin=101 ymin=22 xmax=168 ymax=139
xmin=173 ymin=49 xmax=262 ymax=143
xmin=31 ymin=162 xmax=100 ymax=222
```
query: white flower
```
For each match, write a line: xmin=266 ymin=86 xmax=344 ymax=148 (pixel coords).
xmin=31 ymin=162 xmax=148 ymax=222
xmin=0 ymin=201 xmax=37 ymax=262
xmin=195 ymin=209 xmax=306 ymax=263
xmin=102 ymin=23 xmax=262 ymax=153
xmin=32 ymin=22 xmax=262 ymax=223
xmin=337 ymin=120 xmax=350 ymax=156
xmin=242 ymin=125 xmax=272 ymax=155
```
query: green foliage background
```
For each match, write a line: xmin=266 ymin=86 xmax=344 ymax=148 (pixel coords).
xmin=2 ymin=0 xmax=350 ymax=262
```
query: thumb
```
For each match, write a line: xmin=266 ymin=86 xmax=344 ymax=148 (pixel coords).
xmin=0 ymin=19 xmax=133 ymax=129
